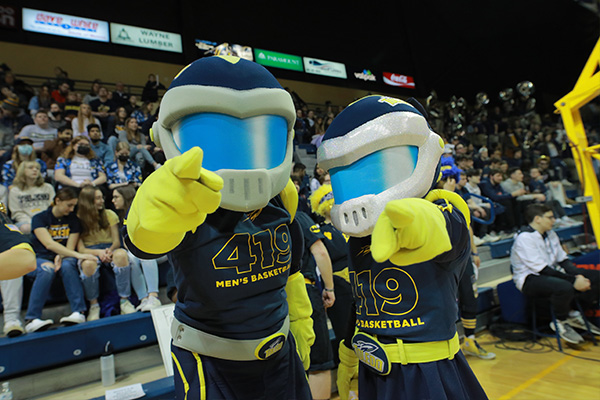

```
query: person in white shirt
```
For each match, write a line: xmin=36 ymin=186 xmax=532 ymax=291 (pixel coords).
xmin=510 ymin=203 xmax=600 ymax=344
xmin=17 ymin=111 xmax=57 ymax=151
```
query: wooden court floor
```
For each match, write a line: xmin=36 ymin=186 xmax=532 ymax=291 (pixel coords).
xmin=35 ymin=331 xmax=600 ymax=400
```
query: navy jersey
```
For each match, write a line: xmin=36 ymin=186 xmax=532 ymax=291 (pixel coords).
xmin=349 ymin=201 xmax=470 ymax=342
xmin=320 ymin=223 xmax=349 ymax=273
xmin=31 ymin=207 xmax=81 ymax=261
xmin=128 ymin=198 xmax=300 ymax=341
xmin=295 ymin=211 xmax=325 ymax=282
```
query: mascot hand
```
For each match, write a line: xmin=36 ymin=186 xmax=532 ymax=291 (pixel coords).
xmin=337 ymin=342 xmax=359 ymax=400
xmin=371 ymin=198 xmax=451 ymax=266
xmin=286 ymin=272 xmax=315 ymax=370
xmin=127 ymin=147 xmax=223 ymax=254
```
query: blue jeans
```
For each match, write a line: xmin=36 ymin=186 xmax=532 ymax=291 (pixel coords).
xmin=25 ymin=257 xmax=86 ymax=320
xmin=79 ymin=244 xmax=132 ymax=300
xmin=130 ymin=146 xmax=155 ymax=168
xmin=128 ymin=250 xmax=159 ymax=299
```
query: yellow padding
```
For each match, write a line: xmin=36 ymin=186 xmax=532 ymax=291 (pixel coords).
xmin=333 ymin=268 xmax=350 ymax=284
xmin=304 ymin=277 xmax=316 ymax=285
xmin=379 ymin=332 xmax=460 ymax=365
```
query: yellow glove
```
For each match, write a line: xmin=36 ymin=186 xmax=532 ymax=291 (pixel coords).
xmin=371 ymin=198 xmax=452 ymax=266
xmin=285 ymin=271 xmax=315 ymax=370
xmin=127 ymin=147 xmax=223 ymax=254
xmin=337 ymin=342 xmax=359 ymax=400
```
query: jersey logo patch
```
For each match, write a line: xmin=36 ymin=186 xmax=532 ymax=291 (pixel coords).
xmin=352 ymin=332 xmax=391 ymax=375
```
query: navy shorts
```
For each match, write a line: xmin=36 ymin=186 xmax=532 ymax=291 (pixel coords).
xmin=306 ymin=283 xmax=335 ymax=372
xmin=171 ymin=333 xmax=311 ymax=400
xmin=358 ymin=350 xmax=488 ymax=400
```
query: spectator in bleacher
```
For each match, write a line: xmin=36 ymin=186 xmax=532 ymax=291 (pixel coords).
xmin=124 ymin=94 xmax=140 ymax=116
xmin=510 ymin=203 xmax=600 ymax=344
xmin=309 ymin=163 xmax=327 ymax=193
xmin=117 ymin=117 xmax=161 ymax=171
xmin=500 ymin=167 xmax=546 ymax=228
xmin=536 ymin=156 xmax=575 ymax=208
xmin=482 ymin=156 xmax=501 ymax=178
xmin=17 ymin=110 xmax=58 ymax=152
xmin=24 ymin=187 xmax=97 ymax=333
xmin=455 ymin=154 xmax=474 ymax=172
xmin=106 ymin=141 xmax=142 ymax=189
xmin=131 ymin=101 xmax=153 ymax=125
xmin=88 ymin=123 xmax=114 ymax=166
xmin=41 ymin=126 xmax=72 ymax=170
xmin=113 ymin=106 xmax=128 ymax=139
xmin=28 ymin=85 xmax=52 ymax=118
xmin=2 ymin=137 xmax=48 ymax=188
xmin=506 ymin=148 xmax=524 ymax=169
xmin=54 ymin=136 xmax=107 ymax=190
xmin=89 ymin=87 xmax=116 ymax=135
xmin=76 ymin=186 xmax=134 ymax=321
xmin=294 ymin=109 xmax=309 ymax=144
xmin=0 ymin=96 xmax=30 ymax=161
xmin=47 ymin=67 xmax=74 ymax=92
xmin=8 ymin=161 xmax=55 ymax=234
xmin=528 ymin=166 xmax=579 ymax=228
xmin=141 ymin=74 xmax=165 ymax=103
xmin=82 ymin=79 xmax=101 ymax=105
xmin=47 ymin=102 xmax=67 ymax=130
xmin=479 ymin=168 xmax=520 ymax=235
xmin=464 ymin=169 xmax=499 ymax=243
xmin=62 ymin=91 xmax=80 ymax=122
xmin=1 ymin=71 xmax=32 ymax=108
xmin=50 ymin=82 xmax=70 ymax=105
xmin=111 ymin=81 xmax=130 ymax=108
xmin=303 ymin=109 xmax=316 ymax=137
xmin=112 ymin=185 xmax=162 ymax=312
xmin=72 ymin=103 xmax=101 ymax=138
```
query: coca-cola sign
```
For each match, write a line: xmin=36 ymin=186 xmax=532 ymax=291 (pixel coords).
xmin=382 ymin=72 xmax=415 ymax=89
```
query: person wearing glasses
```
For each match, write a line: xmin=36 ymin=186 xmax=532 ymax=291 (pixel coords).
xmin=510 ymin=204 xmax=600 ymax=344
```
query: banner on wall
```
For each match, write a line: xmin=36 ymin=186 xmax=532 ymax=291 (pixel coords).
xmin=111 ymin=23 xmax=182 ymax=53
xmin=254 ymin=48 xmax=303 ymax=71
xmin=22 ymin=8 xmax=109 ymax=42
xmin=303 ymin=57 xmax=347 ymax=79
xmin=383 ymin=72 xmax=415 ymax=88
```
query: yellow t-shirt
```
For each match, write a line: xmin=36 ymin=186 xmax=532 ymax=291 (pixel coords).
xmin=82 ymin=209 xmax=120 ymax=247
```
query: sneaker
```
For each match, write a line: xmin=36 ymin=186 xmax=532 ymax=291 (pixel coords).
xmin=462 ymin=337 xmax=496 ymax=359
xmin=140 ymin=296 xmax=162 ymax=312
xmin=473 ymin=235 xmax=485 ymax=246
xmin=25 ymin=318 xmax=54 ymax=333
xmin=3 ymin=320 xmax=24 ymax=337
xmin=567 ymin=314 xmax=600 ymax=336
xmin=481 ymin=234 xmax=498 ymax=243
xmin=135 ymin=297 xmax=148 ymax=312
xmin=561 ymin=216 xmax=582 ymax=226
xmin=154 ymin=163 xmax=162 ymax=170
xmin=87 ymin=304 xmax=101 ymax=321
xmin=549 ymin=320 xmax=584 ymax=344
xmin=120 ymin=299 xmax=136 ymax=315
xmin=60 ymin=312 xmax=86 ymax=325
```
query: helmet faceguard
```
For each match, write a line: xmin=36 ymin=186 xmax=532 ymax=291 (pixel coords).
xmin=151 ymin=56 xmax=296 ymax=212
xmin=317 ymin=96 xmax=444 ymax=237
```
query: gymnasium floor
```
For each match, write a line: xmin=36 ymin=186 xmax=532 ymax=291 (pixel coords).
xmin=33 ymin=331 xmax=600 ymax=400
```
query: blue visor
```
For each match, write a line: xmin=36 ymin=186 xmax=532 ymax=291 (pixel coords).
xmin=329 ymin=146 xmax=418 ymax=204
xmin=172 ymin=113 xmax=288 ymax=171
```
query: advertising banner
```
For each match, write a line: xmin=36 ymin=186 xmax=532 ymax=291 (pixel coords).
xmin=111 ymin=23 xmax=182 ymax=53
xmin=254 ymin=48 xmax=303 ymax=71
xmin=383 ymin=72 xmax=415 ymax=88
xmin=353 ymin=69 xmax=377 ymax=82
xmin=22 ymin=8 xmax=109 ymax=42
xmin=303 ymin=57 xmax=347 ymax=79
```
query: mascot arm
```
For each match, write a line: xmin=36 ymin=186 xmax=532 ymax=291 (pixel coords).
xmin=371 ymin=190 xmax=470 ymax=266
xmin=127 ymin=147 xmax=223 ymax=254
xmin=285 ymin=271 xmax=315 ymax=370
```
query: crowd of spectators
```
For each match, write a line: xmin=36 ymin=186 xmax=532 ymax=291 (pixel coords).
xmin=0 ymin=64 xmax=167 ymax=337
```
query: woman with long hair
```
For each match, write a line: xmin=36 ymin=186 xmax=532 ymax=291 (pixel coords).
xmin=117 ymin=117 xmax=160 ymax=170
xmin=106 ymin=141 xmax=142 ymax=189
xmin=8 ymin=161 xmax=55 ymax=234
xmin=112 ymin=185 xmax=162 ymax=311
xmin=54 ymin=136 xmax=107 ymax=189
xmin=72 ymin=103 xmax=101 ymax=138
xmin=24 ymin=187 xmax=97 ymax=332
xmin=82 ymin=79 xmax=101 ymax=105
xmin=131 ymin=101 xmax=153 ymax=125
xmin=77 ymin=186 xmax=134 ymax=320
xmin=1 ymin=137 xmax=48 ymax=188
